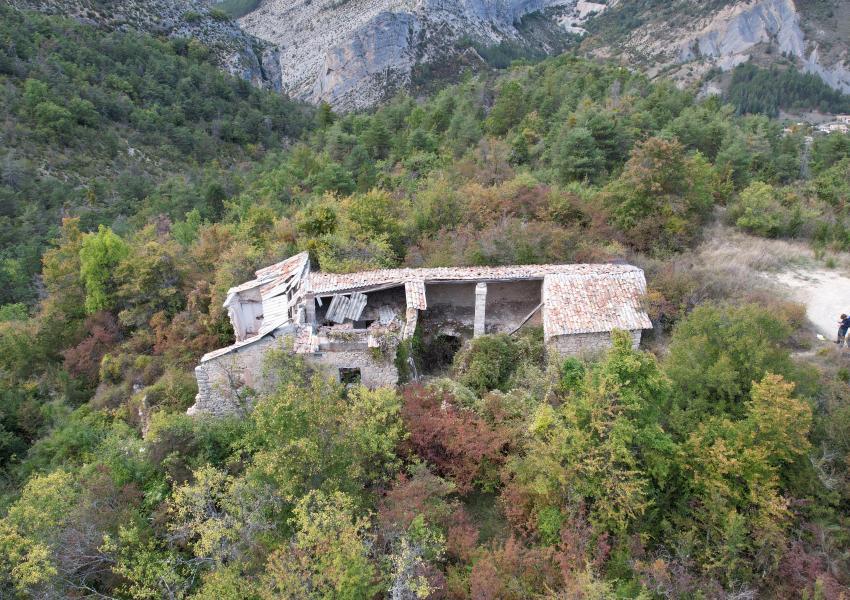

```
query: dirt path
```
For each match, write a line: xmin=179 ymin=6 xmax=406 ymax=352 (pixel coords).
xmin=775 ymin=269 xmax=850 ymax=339
xmin=689 ymin=224 xmax=850 ymax=342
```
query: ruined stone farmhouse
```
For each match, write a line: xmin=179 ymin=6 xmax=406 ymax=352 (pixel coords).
xmin=189 ymin=252 xmax=652 ymax=415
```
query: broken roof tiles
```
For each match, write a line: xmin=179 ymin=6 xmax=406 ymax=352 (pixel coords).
xmin=224 ymin=252 xmax=310 ymax=305
xmin=205 ymin=254 xmax=652 ymax=363
xmin=542 ymin=270 xmax=652 ymax=337
xmin=405 ymin=280 xmax=427 ymax=311
xmin=308 ymin=263 xmax=638 ymax=296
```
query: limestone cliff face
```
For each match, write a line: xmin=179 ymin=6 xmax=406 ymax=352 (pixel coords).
xmin=13 ymin=0 xmax=284 ymax=91
xmin=16 ymin=0 xmax=849 ymax=108
xmin=676 ymin=0 xmax=805 ymax=65
xmin=587 ymin=0 xmax=850 ymax=94
xmin=239 ymin=0 xmax=589 ymax=110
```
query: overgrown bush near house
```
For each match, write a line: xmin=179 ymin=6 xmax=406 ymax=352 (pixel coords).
xmin=664 ymin=302 xmax=814 ymax=427
xmin=602 ymin=137 xmax=719 ymax=253
xmin=727 ymin=181 xmax=817 ymax=240
xmin=378 ymin=463 xmax=479 ymax=567
xmin=505 ymin=331 xmax=675 ymax=539
xmin=400 ymin=385 xmax=511 ymax=493
xmin=247 ymin=377 xmax=404 ymax=504
xmin=453 ymin=334 xmax=519 ymax=393
xmin=144 ymin=411 xmax=248 ymax=485
xmin=136 ymin=368 xmax=198 ymax=413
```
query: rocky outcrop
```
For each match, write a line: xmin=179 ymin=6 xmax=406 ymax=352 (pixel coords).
xmin=240 ymin=0 xmax=589 ymax=110
xmin=587 ymin=0 xmax=850 ymax=95
xmin=676 ymin=0 xmax=804 ymax=65
xmin=13 ymin=0 xmax=283 ymax=91
xmin=803 ymin=47 xmax=850 ymax=95
xmin=313 ymin=10 xmax=421 ymax=110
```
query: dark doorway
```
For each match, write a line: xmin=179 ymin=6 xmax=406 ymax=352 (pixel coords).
xmin=339 ymin=368 xmax=361 ymax=385
xmin=421 ymin=334 xmax=462 ymax=375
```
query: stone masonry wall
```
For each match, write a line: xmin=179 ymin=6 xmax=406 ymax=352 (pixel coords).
xmin=305 ymin=349 xmax=398 ymax=388
xmin=190 ymin=335 xmax=284 ymax=416
xmin=191 ymin=336 xmax=398 ymax=416
xmin=547 ymin=330 xmax=642 ymax=356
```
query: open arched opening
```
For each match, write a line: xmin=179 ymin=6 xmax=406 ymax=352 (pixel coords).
xmin=420 ymin=333 xmax=463 ymax=376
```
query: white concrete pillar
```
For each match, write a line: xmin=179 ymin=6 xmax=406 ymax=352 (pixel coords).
xmin=474 ymin=282 xmax=487 ymax=338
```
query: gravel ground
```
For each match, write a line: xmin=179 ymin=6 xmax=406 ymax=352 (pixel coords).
xmin=776 ymin=269 xmax=850 ymax=341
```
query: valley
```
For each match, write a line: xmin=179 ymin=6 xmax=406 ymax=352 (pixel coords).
xmin=2 ymin=2 xmax=850 ymax=598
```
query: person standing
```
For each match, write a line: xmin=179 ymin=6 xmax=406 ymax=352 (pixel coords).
xmin=837 ymin=314 xmax=850 ymax=346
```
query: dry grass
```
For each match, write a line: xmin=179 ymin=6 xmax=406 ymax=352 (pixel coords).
xmin=639 ymin=224 xmax=847 ymax=354
xmin=694 ymin=224 xmax=819 ymax=273
xmin=647 ymin=224 xmax=850 ymax=302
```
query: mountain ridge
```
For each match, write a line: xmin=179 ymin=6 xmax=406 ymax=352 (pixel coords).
xmin=11 ymin=0 xmax=850 ymax=110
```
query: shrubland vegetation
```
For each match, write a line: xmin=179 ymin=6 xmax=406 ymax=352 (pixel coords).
xmin=2 ymin=5 xmax=850 ymax=598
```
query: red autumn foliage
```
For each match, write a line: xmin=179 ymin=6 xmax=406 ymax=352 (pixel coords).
xmin=467 ymin=537 xmax=561 ymax=600
xmin=556 ymin=505 xmax=610 ymax=578
xmin=378 ymin=467 xmax=455 ymax=538
xmin=774 ymin=533 xmax=849 ymax=599
xmin=400 ymin=385 xmax=510 ymax=494
xmin=445 ymin=508 xmax=479 ymax=564
xmin=378 ymin=465 xmax=479 ymax=562
xmin=62 ymin=311 xmax=121 ymax=381
xmin=150 ymin=281 xmax=223 ymax=366
xmin=497 ymin=482 xmax=538 ymax=537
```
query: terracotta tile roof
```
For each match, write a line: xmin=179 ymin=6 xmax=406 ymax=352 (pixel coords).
xmin=205 ymin=258 xmax=652 ymax=363
xmin=542 ymin=269 xmax=652 ymax=337
xmin=308 ymin=263 xmax=637 ymax=295
xmin=405 ymin=280 xmax=427 ymax=310
xmin=257 ymin=252 xmax=310 ymax=297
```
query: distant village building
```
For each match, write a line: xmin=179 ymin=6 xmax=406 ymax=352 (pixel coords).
xmin=189 ymin=253 xmax=652 ymax=416
xmin=815 ymin=117 xmax=850 ymax=135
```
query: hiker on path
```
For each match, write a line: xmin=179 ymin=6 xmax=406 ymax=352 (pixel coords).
xmin=837 ymin=314 xmax=850 ymax=346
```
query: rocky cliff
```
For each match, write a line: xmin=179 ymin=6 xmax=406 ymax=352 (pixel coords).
xmin=12 ymin=0 xmax=284 ymax=91
xmin=584 ymin=0 xmax=850 ymax=95
xmin=239 ymin=0 xmax=597 ymax=110
xmin=13 ymin=0 xmax=850 ymax=109
xmin=239 ymin=0 xmax=849 ymax=109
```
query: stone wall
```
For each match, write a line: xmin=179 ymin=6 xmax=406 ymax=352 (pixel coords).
xmin=190 ymin=334 xmax=399 ymax=416
xmin=547 ymin=330 xmax=642 ymax=356
xmin=305 ymin=349 xmax=398 ymax=388
xmin=190 ymin=335 xmax=284 ymax=416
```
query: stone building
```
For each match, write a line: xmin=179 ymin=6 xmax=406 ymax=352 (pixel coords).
xmin=188 ymin=252 xmax=652 ymax=416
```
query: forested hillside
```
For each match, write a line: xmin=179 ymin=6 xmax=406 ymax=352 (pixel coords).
xmin=2 ymin=6 xmax=850 ymax=599
xmin=0 ymin=4 xmax=311 ymax=305
xmin=725 ymin=63 xmax=850 ymax=117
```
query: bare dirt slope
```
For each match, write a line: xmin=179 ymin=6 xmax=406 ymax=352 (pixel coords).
xmin=776 ymin=269 xmax=850 ymax=340
xmin=676 ymin=225 xmax=850 ymax=342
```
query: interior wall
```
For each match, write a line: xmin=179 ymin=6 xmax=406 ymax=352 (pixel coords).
xmin=484 ymin=280 xmax=542 ymax=334
xmin=425 ymin=282 xmax=477 ymax=307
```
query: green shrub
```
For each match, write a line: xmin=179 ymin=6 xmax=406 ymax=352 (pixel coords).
xmin=729 ymin=181 xmax=786 ymax=237
xmin=556 ymin=357 xmax=586 ymax=395
xmin=453 ymin=334 xmax=519 ymax=394
xmin=536 ymin=506 xmax=564 ymax=545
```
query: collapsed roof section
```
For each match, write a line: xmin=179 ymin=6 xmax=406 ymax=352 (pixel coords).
xmin=221 ymin=252 xmax=310 ymax=346
xmin=203 ymin=253 xmax=652 ymax=363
